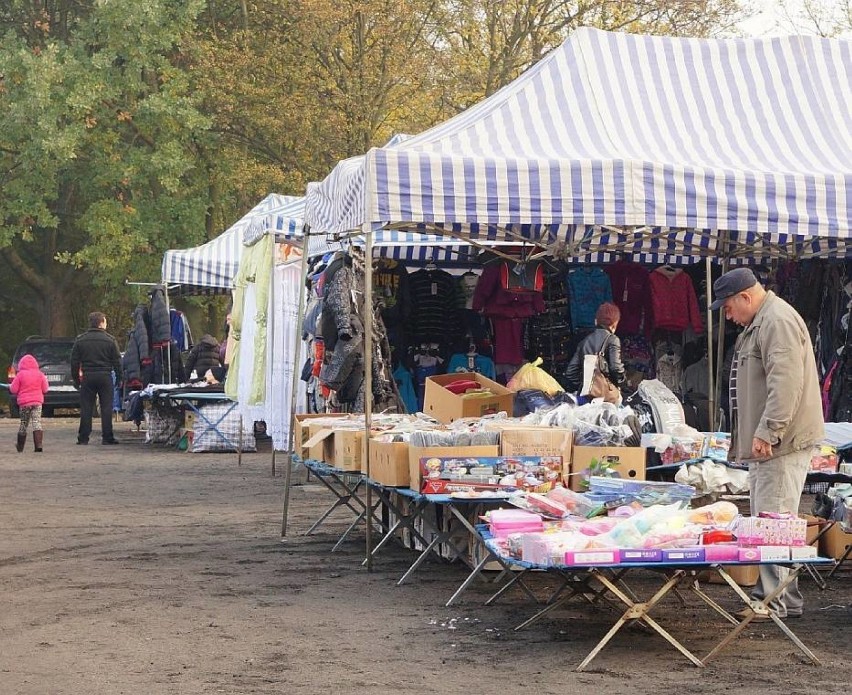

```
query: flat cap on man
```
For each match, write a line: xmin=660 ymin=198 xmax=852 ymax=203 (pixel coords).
xmin=709 ymin=268 xmax=758 ymax=310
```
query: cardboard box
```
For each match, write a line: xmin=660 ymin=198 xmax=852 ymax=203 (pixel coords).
xmin=569 ymin=445 xmax=646 ymax=492
xmin=407 ymin=445 xmax=500 ymax=492
xmin=300 ymin=426 xmax=335 ymax=463
xmin=423 ymin=372 xmax=514 ymax=424
xmin=293 ymin=413 xmax=348 ymax=459
xmin=701 ymin=564 xmax=760 ymax=587
xmin=499 ymin=427 xmax=573 ymax=484
xmin=368 ymin=440 xmax=410 ymax=487
xmin=332 ymin=429 xmax=365 ymax=472
xmin=820 ymin=522 xmax=852 ymax=560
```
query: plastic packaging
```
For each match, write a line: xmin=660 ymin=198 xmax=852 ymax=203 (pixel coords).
xmin=507 ymin=357 xmax=565 ymax=396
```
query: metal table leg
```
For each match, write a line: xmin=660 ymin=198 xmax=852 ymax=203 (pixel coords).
xmin=702 ymin=564 xmax=821 ymax=666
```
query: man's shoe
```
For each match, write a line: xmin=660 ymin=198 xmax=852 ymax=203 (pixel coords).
xmin=76 ymin=439 xmax=89 ymax=445
xmin=735 ymin=607 xmax=798 ymax=621
xmin=102 ymin=439 xmax=120 ymax=445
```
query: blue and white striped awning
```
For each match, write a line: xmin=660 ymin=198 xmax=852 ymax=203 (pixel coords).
xmin=162 ymin=193 xmax=288 ymax=290
xmin=305 ymin=28 xmax=851 ymax=258
xmin=243 ymin=195 xmax=304 ymax=247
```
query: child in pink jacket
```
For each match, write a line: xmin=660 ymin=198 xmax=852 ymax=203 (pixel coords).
xmin=9 ymin=354 xmax=49 ymax=452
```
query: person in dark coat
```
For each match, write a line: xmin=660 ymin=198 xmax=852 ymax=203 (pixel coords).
xmin=564 ymin=302 xmax=626 ymax=403
xmin=185 ymin=334 xmax=221 ymax=380
xmin=71 ymin=311 xmax=123 ymax=445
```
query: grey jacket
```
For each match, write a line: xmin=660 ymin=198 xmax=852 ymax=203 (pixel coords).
xmin=731 ymin=291 xmax=824 ymax=461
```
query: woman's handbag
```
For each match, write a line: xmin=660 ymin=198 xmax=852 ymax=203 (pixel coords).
xmin=581 ymin=335 xmax=621 ymax=403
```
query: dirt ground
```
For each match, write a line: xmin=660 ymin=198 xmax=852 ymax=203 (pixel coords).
xmin=0 ymin=417 xmax=849 ymax=695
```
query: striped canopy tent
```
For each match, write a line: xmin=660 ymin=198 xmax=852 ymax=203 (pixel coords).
xmin=305 ymin=27 xmax=851 ymax=261
xmin=162 ymin=193 xmax=290 ymax=292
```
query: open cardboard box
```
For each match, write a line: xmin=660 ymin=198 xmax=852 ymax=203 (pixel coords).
xmin=300 ymin=426 xmax=366 ymax=471
xmin=499 ymin=427 xmax=573 ymax=485
xmin=569 ymin=445 xmax=646 ymax=492
xmin=423 ymin=372 xmax=514 ymax=424
xmin=292 ymin=413 xmax=349 ymax=459
xmin=820 ymin=521 xmax=852 ymax=560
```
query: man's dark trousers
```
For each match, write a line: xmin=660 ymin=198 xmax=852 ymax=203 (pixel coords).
xmin=78 ymin=372 xmax=115 ymax=443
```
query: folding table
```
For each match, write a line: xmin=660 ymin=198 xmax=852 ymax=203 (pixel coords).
xmin=165 ymin=391 xmax=245 ymax=464
xmin=477 ymin=531 xmax=833 ymax=670
xmin=302 ymin=458 xmax=385 ymax=551
xmin=362 ymin=485 xmax=538 ymax=607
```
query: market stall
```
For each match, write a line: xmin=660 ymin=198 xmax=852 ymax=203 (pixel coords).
xmin=291 ymin=28 xmax=850 ymax=561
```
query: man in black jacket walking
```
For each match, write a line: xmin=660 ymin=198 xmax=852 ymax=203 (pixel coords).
xmin=71 ymin=312 xmax=123 ymax=445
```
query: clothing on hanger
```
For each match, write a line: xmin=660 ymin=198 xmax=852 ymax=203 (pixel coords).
xmin=649 ymin=266 xmax=703 ymax=334
xmin=566 ymin=267 xmax=613 ymax=330
xmin=605 ymin=261 xmax=652 ymax=336
xmin=408 ymin=267 xmax=460 ymax=347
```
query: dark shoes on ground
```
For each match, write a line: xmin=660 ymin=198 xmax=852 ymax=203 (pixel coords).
xmin=102 ymin=439 xmax=120 ymax=445
xmin=77 ymin=439 xmax=88 ymax=445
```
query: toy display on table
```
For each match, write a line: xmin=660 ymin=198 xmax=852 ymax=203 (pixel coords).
xmin=809 ymin=445 xmax=838 ymax=473
xmin=641 ymin=430 xmax=732 ymax=464
xmin=483 ymin=497 xmax=774 ymax=567
xmin=587 ymin=476 xmax=695 ymax=507
xmin=419 ymin=455 xmax=563 ymax=494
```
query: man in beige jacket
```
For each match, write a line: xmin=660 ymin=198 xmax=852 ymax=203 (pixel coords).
xmin=711 ymin=268 xmax=824 ymax=619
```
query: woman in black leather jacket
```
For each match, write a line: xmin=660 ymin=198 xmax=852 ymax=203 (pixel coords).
xmin=564 ymin=302 xmax=626 ymax=400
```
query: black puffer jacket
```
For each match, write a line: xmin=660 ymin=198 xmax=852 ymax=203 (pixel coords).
xmin=149 ymin=286 xmax=171 ymax=346
xmin=564 ymin=327 xmax=625 ymax=393
xmin=319 ymin=254 xmax=355 ymax=352
xmin=185 ymin=334 xmax=221 ymax=378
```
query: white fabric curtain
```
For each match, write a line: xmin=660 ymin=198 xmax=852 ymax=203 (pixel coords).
xmin=266 ymin=262 xmax=306 ymax=450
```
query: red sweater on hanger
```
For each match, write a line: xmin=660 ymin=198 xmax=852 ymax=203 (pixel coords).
xmin=649 ymin=267 xmax=703 ymax=334
xmin=605 ymin=260 xmax=653 ymax=336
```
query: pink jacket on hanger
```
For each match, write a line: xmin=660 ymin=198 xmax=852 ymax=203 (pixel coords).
xmin=9 ymin=354 xmax=49 ymax=407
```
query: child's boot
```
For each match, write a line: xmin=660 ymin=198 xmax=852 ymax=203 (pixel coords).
xmin=33 ymin=430 xmax=43 ymax=452
xmin=16 ymin=433 xmax=26 ymax=453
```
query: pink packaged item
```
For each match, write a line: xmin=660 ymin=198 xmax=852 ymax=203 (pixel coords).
xmin=489 ymin=509 xmax=544 ymax=539
xmin=736 ymin=516 xmax=807 ymax=546
xmin=703 ymin=544 xmax=740 ymax=562
xmin=738 ymin=547 xmax=760 ymax=562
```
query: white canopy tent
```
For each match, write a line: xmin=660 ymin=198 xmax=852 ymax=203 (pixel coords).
xmin=161 ymin=193 xmax=293 ymax=292
xmin=305 ymin=28 xmax=850 ymax=257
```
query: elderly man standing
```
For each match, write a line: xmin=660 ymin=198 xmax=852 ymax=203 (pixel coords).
xmin=710 ymin=268 xmax=824 ymax=620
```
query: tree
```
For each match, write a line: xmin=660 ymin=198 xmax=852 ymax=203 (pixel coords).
xmin=432 ymin=0 xmax=745 ymax=109
xmin=0 ymin=0 xmax=211 ymax=337
xmin=778 ymin=0 xmax=852 ymax=37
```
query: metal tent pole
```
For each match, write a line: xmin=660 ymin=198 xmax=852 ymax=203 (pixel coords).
xmin=268 ymin=249 xmax=276 ymax=477
xmin=363 ymin=224 xmax=374 ymax=572
xmin=714 ymin=230 xmax=730 ymax=429
xmin=705 ymin=256 xmax=715 ymax=431
xmin=280 ymin=226 xmax=311 ymax=539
